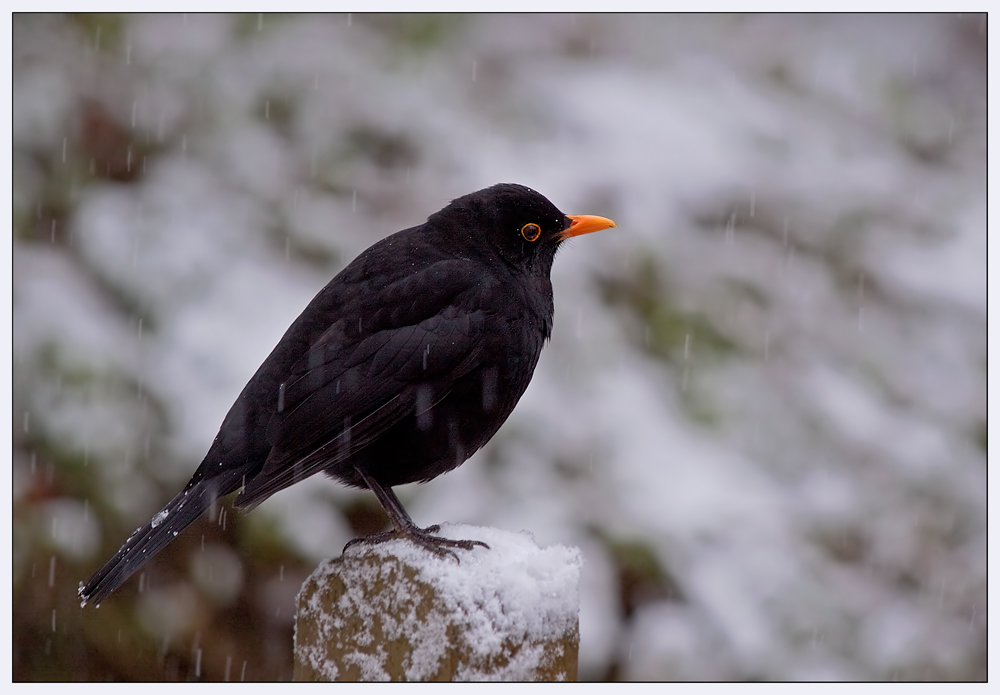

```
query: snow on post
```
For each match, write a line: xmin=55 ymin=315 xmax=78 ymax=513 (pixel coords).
xmin=293 ymin=524 xmax=582 ymax=681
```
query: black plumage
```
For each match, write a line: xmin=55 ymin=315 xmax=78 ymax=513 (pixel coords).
xmin=79 ymin=183 xmax=616 ymax=606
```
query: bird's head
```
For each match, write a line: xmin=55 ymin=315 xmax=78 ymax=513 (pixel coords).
xmin=430 ymin=183 xmax=617 ymax=274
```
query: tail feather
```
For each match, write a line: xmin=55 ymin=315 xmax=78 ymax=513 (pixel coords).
xmin=78 ymin=474 xmax=239 ymax=607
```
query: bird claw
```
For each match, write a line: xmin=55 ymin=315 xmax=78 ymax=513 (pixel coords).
xmin=343 ymin=524 xmax=489 ymax=562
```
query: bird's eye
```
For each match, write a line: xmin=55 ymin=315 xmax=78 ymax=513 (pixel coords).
xmin=520 ymin=223 xmax=541 ymax=242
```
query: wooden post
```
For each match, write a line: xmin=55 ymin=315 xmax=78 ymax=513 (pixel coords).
xmin=293 ymin=525 xmax=581 ymax=682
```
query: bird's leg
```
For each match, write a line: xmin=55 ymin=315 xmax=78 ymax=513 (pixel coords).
xmin=343 ymin=466 xmax=488 ymax=560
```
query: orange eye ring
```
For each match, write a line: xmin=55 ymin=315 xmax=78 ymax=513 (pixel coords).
xmin=521 ymin=223 xmax=541 ymax=242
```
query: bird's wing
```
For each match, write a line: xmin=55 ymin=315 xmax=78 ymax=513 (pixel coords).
xmin=234 ymin=259 xmax=489 ymax=508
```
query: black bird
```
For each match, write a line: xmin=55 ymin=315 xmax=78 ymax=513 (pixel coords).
xmin=79 ymin=183 xmax=617 ymax=606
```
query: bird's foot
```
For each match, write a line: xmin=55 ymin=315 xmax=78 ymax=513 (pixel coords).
xmin=343 ymin=524 xmax=488 ymax=562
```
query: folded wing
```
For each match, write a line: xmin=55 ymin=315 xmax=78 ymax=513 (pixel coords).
xmin=235 ymin=259 xmax=488 ymax=508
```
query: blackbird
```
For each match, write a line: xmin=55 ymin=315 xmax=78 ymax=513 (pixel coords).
xmin=79 ymin=183 xmax=617 ymax=606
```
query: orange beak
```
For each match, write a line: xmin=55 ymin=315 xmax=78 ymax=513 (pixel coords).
xmin=561 ymin=214 xmax=618 ymax=240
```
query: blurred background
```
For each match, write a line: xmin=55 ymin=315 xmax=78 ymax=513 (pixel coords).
xmin=12 ymin=13 xmax=986 ymax=681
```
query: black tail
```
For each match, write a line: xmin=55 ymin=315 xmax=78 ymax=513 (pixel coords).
xmin=78 ymin=473 xmax=242 ymax=607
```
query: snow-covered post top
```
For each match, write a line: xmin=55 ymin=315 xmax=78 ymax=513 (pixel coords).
xmin=293 ymin=524 xmax=582 ymax=682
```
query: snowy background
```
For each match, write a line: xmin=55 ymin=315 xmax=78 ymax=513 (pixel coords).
xmin=12 ymin=14 xmax=986 ymax=681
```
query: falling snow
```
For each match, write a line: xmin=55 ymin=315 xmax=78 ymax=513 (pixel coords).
xmin=12 ymin=13 xmax=986 ymax=682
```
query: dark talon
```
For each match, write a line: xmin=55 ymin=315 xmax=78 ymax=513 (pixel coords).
xmin=337 ymin=466 xmax=489 ymax=562
xmin=343 ymin=522 xmax=489 ymax=562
